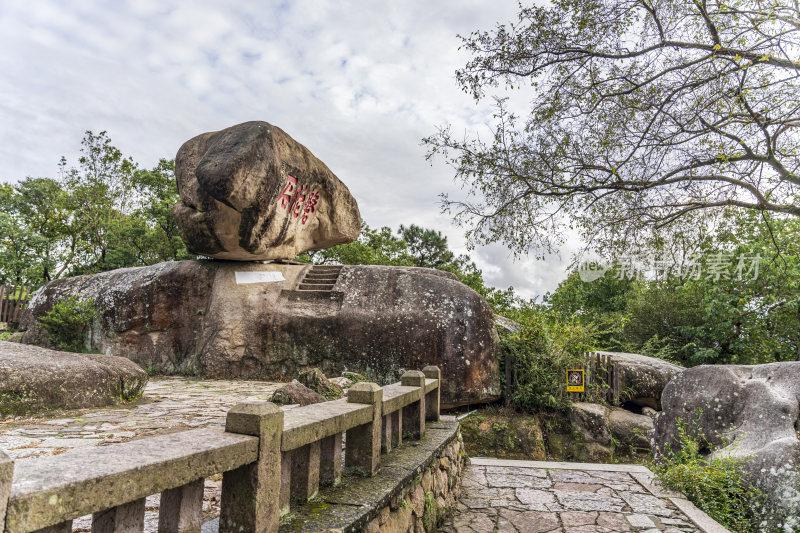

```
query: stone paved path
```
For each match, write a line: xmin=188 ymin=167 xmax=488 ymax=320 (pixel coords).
xmin=441 ymin=458 xmax=720 ymax=533
xmin=0 ymin=377 xmax=281 ymax=532
xmin=0 ymin=377 xmax=281 ymax=461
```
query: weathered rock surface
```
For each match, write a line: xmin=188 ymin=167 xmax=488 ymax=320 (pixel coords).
xmin=297 ymin=367 xmax=343 ymax=400
xmin=329 ymin=376 xmax=352 ymax=389
xmin=494 ymin=315 xmax=521 ymax=335
xmin=173 ymin=121 xmax=361 ymax=261
xmin=653 ymin=362 xmax=800 ymax=531
xmin=270 ymin=380 xmax=325 ymax=406
xmin=569 ymin=402 xmax=612 ymax=445
xmin=20 ymin=261 xmax=501 ymax=407
xmin=597 ymin=351 xmax=684 ymax=409
xmin=0 ymin=341 xmax=147 ymax=417
xmin=608 ymin=408 xmax=652 ymax=453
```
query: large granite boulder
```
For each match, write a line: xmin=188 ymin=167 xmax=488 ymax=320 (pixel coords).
xmin=0 ymin=341 xmax=147 ymax=417
xmin=596 ymin=351 xmax=684 ymax=409
xmin=270 ymin=380 xmax=325 ymax=406
xmin=173 ymin=121 xmax=361 ymax=261
xmin=653 ymin=362 xmax=800 ymax=531
xmin=20 ymin=261 xmax=501 ymax=407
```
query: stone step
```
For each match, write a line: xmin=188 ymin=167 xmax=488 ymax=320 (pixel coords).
xmin=310 ymin=266 xmax=342 ymax=272
xmin=302 ymin=277 xmax=338 ymax=283
xmin=298 ymin=283 xmax=336 ymax=291
xmin=280 ymin=290 xmax=344 ymax=303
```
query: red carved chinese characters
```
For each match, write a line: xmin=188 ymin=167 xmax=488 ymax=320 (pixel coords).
xmin=278 ymin=175 xmax=297 ymax=209
xmin=277 ymin=174 xmax=319 ymax=226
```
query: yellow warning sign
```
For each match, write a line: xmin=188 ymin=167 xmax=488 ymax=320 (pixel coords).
xmin=566 ymin=369 xmax=585 ymax=392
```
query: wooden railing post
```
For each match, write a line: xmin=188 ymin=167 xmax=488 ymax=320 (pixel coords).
xmin=345 ymin=383 xmax=383 ymax=476
xmin=422 ymin=366 xmax=441 ymax=421
xmin=220 ymin=402 xmax=283 ymax=533
xmin=401 ymin=371 xmax=426 ymax=440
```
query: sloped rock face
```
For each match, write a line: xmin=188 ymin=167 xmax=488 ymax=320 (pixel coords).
xmin=653 ymin=363 xmax=800 ymax=531
xmin=270 ymin=380 xmax=325 ymax=406
xmin=597 ymin=351 xmax=684 ymax=409
xmin=21 ymin=261 xmax=501 ymax=407
xmin=0 ymin=341 xmax=147 ymax=417
xmin=173 ymin=121 xmax=361 ymax=261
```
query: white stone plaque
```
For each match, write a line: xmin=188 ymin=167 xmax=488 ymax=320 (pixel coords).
xmin=235 ymin=271 xmax=286 ymax=284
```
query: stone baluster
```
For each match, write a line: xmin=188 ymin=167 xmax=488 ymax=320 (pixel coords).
xmin=381 ymin=414 xmax=393 ymax=453
xmin=401 ymin=371 xmax=426 ymax=440
xmin=422 ymin=366 xmax=441 ymax=421
xmin=345 ymin=383 xmax=383 ymax=476
xmin=158 ymin=478 xmax=204 ymax=532
xmin=0 ymin=451 xmax=12 ymax=530
xmin=91 ymin=498 xmax=145 ymax=532
xmin=390 ymin=409 xmax=403 ymax=448
xmin=220 ymin=402 xmax=283 ymax=533
xmin=320 ymin=433 xmax=343 ymax=487
xmin=290 ymin=441 xmax=321 ymax=503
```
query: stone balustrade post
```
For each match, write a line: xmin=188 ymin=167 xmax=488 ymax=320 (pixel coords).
xmin=390 ymin=409 xmax=402 ymax=448
xmin=220 ymin=401 xmax=283 ymax=533
xmin=91 ymin=498 xmax=145 ymax=532
xmin=345 ymin=383 xmax=383 ymax=476
xmin=0 ymin=451 xmax=12 ymax=530
xmin=422 ymin=366 xmax=441 ymax=421
xmin=319 ymin=433 xmax=343 ymax=486
xmin=158 ymin=478 xmax=204 ymax=532
xmin=401 ymin=370 xmax=426 ymax=440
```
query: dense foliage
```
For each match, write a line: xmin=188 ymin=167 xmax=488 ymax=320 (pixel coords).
xmin=0 ymin=131 xmax=192 ymax=287
xmin=654 ymin=414 xmax=762 ymax=532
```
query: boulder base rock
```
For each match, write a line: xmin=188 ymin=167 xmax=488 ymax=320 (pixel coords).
xmin=0 ymin=341 xmax=147 ymax=417
xmin=653 ymin=362 xmax=800 ymax=531
xmin=608 ymin=408 xmax=652 ymax=453
xmin=271 ymin=380 xmax=325 ymax=406
xmin=596 ymin=351 xmax=684 ymax=409
xmin=174 ymin=121 xmax=361 ymax=261
xmin=21 ymin=261 xmax=501 ymax=408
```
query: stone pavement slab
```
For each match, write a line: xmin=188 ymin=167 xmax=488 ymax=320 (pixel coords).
xmin=0 ymin=377 xmax=281 ymax=532
xmin=441 ymin=457 xmax=729 ymax=533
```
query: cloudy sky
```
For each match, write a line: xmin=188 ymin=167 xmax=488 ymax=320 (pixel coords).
xmin=0 ymin=1 xmax=575 ymax=299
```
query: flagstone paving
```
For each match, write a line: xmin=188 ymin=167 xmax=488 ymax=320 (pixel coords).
xmin=0 ymin=377 xmax=282 ymax=532
xmin=441 ymin=458 xmax=714 ymax=532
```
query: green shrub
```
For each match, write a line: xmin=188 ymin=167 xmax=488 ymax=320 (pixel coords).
xmin=499 ymin=306 xmax=602 ymax=412
xmin=654 ymin=414 xmax=762 ymax=532
xmin=39 ymin=297 xmax=97 ymax=352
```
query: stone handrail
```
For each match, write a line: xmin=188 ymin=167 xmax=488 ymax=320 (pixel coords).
xmin=0 ymin=366 xmax=441 ymax=533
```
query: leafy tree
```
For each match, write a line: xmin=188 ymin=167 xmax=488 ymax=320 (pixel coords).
xmin=425 ymin=0 xmax=800 ymax=256
xmin=398 ymin=224 xmax=454 ymax=268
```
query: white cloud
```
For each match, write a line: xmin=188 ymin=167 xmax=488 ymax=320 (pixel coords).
xmin=0 ymin=0 xmax=574 ymax=297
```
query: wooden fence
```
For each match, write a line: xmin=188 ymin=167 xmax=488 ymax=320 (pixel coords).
xmin=503 ymin=351 xmax=621 ymax=405
xmin=0 ymin=366 xmax=441 ymax=533
xmin=0 ymin=285 xmax=31 ymax=324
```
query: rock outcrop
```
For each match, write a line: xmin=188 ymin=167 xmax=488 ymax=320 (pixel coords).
xmin=0 ymin=341 xmax=147 ymax=417
xmin=568 ymin=402 xmax=653 ymax=460
xmin=297 ymin=368 xmax=343 ymax=400
xmin=653 ymin=362 xmax=800 ymax=531
xmin=173 ymin=121 xmax=361 ymax=261
xmin=20 ymin=261 xmax=501 ymax=407
xmin=596 ymin=351 xmax=684 ymax=409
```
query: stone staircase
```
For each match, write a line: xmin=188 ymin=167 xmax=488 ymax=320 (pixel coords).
xmin=280 ymin=265 xmax=344 ymax=306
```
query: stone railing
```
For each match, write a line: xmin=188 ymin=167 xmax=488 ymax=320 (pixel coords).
xmin=0 ymin=367 xmax=441 ymax=533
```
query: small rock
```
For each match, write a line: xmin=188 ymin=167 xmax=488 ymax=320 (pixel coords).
xmin=297 ymin=368 xmax=343 ymax=400
xmin=329 ymin=376 xmax=353 ymax=389
xmin=270 ymin=380 xmax=325 ymax=406
xmin=642 ymin=406 xmax=657 ymax=418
